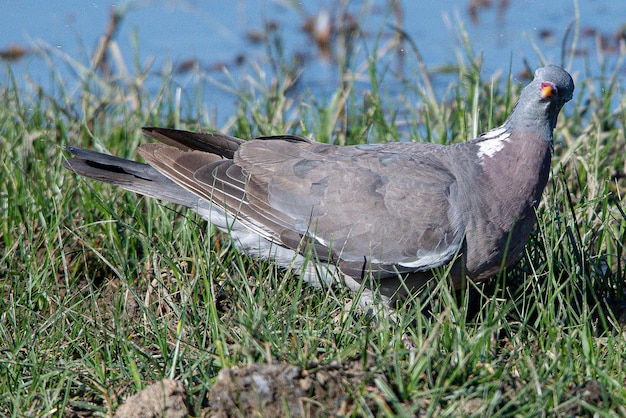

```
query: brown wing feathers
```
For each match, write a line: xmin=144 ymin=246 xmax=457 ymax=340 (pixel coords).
xmin=138 ymin=130 xmax=294 ymax=243
xmin=142 ymin=129 xmax=465 ymax=276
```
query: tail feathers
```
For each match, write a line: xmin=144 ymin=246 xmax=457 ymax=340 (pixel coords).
xmin=64 ymin=146 xmax=199 ymax=208
xmin=141 ymin=127 xmax=244 ymax=159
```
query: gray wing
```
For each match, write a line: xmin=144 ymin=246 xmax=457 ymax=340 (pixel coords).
xmin=133 ymin=131 xmax=465 ymax=279
xmin=231 ymin=140 xmax=465 ymax=277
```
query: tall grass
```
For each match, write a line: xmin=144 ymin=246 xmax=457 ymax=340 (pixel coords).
xmin=1 ymin=4 xmax=625 ymax=416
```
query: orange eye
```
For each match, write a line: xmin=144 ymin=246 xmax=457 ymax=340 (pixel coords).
xmin=541 ymin=82 xmax=556 ymax=98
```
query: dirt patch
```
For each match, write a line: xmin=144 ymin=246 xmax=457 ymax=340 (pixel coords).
xmin=206 ymin=364 xmax=304 ymax=417
xmin=558 ymin=379 xmax=606 ymax=416
xmin=114 ymin=379 xmax=189 ymax=418
xmin=112 ymin=356 xmax=391 ymax=417
xmin=202 ymin=357 xmax=389 ymax=417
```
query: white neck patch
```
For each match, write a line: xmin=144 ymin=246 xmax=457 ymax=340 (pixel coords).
xmin=476 ymin=126 xmax=511 ymax=161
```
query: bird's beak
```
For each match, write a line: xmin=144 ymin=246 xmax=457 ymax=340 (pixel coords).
xmin=540 ymin=81 xmax=557 ymax=99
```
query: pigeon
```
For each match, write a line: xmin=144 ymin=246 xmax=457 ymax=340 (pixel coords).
xmin=64 ymin=65 xmax=574 ymax=311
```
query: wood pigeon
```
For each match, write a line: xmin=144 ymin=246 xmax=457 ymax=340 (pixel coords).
xmin=65 ymin=65 xmax=574 ymax=310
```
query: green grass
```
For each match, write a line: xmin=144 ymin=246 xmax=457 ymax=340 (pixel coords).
xmin=1 ymin=7 xmax=626 ymax=417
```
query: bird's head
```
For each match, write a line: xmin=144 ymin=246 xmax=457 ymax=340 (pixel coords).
xmin=509 ymin=65 xmax=575 ymax=135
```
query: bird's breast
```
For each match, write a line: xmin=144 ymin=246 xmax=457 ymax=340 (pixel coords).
xmin=461 ymin=134 xmax=553 ymax=278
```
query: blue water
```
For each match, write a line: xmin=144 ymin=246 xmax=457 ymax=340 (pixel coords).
xmin=1 ymin=0 xmax=624 ymax=127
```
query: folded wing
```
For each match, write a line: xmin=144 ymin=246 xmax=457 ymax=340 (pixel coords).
xmin=138 ymin=129 xmax=465 ymax=280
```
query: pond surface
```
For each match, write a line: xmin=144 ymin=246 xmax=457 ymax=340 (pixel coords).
xmin=1 ymin=0 xmax=624 ymax=128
